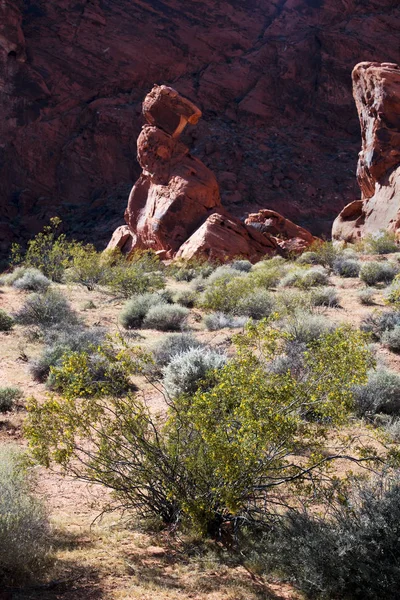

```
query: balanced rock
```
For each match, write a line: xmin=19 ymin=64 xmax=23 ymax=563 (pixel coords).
xmin=333 ymin=62 xmax=400 ymax=242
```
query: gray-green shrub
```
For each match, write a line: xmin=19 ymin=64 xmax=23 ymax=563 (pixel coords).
xmin=143 ymin=304 xmax=189 ymax=331
xmin=175 ymin=289 xmax=196 ymax=308
xmin=311 ymin=286 xmax=340 ymax=307
xmin=358 ymin=288 xmax=376 ymax=305
xmin=361 ymin=310 xmax=400 ymax=340
xmin=234 ymin=290 xmax=275 ymax=319
xmin=153 ymin=333 xmax=204 ymax=367
xmin=333 ymin=258 xmax=360 ymax=278
xmin=163 ymin=347 xmax=227 ymax=398
xmin=12 ymin=269 xmax=51 ymax=292
xmin=0 ymin=445 xmax=50 ymax=584
xmin=382 ymin=326 xmax=400 ymax=352
xmin=353 ymin=368 xmax=400 ymax=416
xmin=283 ymin=311 xmax=336 ymax=344
xmin=230 ymin=259 xmax=252 ymax=272
xmin=366 ymin=230 xmax=399 ymax=255
xmin=203 ymin=312 xmax=248 ymax=331
xmin=359 ymin=261 xmax=398 ymax=286
xmin=120 ymin=293 xmax=166 ymax=329
xmin=13 ymin=290 xmax=78 ymax=329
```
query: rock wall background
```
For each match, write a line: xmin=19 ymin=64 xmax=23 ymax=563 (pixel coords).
xmin=1 ymin=0 xmax=399 ymax=253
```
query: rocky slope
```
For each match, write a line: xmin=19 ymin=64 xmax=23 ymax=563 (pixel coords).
xmin=1 ymin=0 xmax=399 ymax=254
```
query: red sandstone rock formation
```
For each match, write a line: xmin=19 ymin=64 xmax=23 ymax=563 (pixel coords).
xmin=112 ymin=85 xmax=314 ymax=262
xmin=333 ymin=62 xmax=400 ymax=242
xmin=245 ymin=209 xmax=317 ymax=254
xmin=1 ymin=1 xmax=399 ymax=254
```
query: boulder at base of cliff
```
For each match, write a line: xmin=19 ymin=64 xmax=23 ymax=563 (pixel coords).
xmin=245 ymin=209 xmax=317 ymax=254
xmin=106 ymin=225 xmax=136 ymax=254
xmin=175 ymin=213 xmax=279 ymax=262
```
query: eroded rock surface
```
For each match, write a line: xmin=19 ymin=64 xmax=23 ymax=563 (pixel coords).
xmin=333 ymin=62 xmax=400 ymax=242
xmin=245 ymin=209 xmax=317 ymax=254
xmin=1 ymin=0 xmax=399 ymax=253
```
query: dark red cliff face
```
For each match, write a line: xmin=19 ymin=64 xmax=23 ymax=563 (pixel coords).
xmin=1 ymin=0 xmax=399 ymax=253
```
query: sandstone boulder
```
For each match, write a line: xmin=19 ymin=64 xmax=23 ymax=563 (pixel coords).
xmin=245 ymin=209 xmax=316 ymax=254
xmin=333 ymin=62 xmax=400 ymax=242
xmin=106 ymin=225 xmax=136 ymax=254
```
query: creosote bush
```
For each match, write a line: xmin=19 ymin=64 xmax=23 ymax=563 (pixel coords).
xmin=0 ymin=387 xmax=22 ymax=413
xmin=0 ymin=445 xmax=50 ymax=585
xmin=25 ymin=320 xmax=374 ymax=537
xmin=365 ymin=230 xmax=399 ymax=255
xmin=104 ymin=250 xmax=165 ymax=298
xmin=0 ymin=309 xmax=14 ymax=332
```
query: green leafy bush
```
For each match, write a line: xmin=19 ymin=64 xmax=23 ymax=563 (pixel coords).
xmin=163 ymin=347 xmax=227 ymax=398
xmin=14 ymin=290 xmax=78 ymax=330
xmin=25 ymin=321 xmax=373 ymax=536
xmin=0 ymin=387 xmax=22 ymax=413
xmin=0 ymin=309 xmax=14 ymax=332
xmin=65 ymin=244 xmax=105 ymax=290
xmin=0 ymin=445 xmax=50 ymax=585
xmin=11 ymin=217 xmax=76 ymax=282
xmin=353 ymin=368 xmax=400 ymax=416
xmin=120 ymin=293 xmax=167 ymax=329
xmin=359 ymin=261 xmax=398 ymax=286
xmin=143 ymin=304 xmax=189 ymax=331
xmin=175 ymin=289 xmax=196 ymax=308
xmin=13 ymin=268 xmax=51 ymax=292
xmin=105 ymin=250 xmax=165 ymax=298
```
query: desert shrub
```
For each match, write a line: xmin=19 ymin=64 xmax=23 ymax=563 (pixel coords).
xmin=383 ymin=417 xmax=400 ymax=442
xmin=283 ymin=311 xmax=337 ymax=344
xmin=26 ymin=321 xmax=374 ymax=536
xmin=48 ymin=340 xmax=137 ymax=398
xmin=143 ymin=304 xmax=189 ymax=331
xmin=0 ymin=309 xmax=14 ymax=332
xmin=105 ymin=250 xmax=164 ymax=298
xmin=14 ymin=290 xmax=78 ymax=329
xmin=12 ymin=268 xmax=51 ymax=292
xmin=203 ymin=312 xmax=248 ymax=331
xmin=365 ymin=230 xmax=399 ymax=255
xmin=384 ymin=275 xmax=400 ymax=307
xmin=358 ymin=287 xmax=376 ymax=305
xmin=199 ymin=274 xmax=253 ymax=313
xmin=175 ymin=289 xmax=196 ymax=308
xmin=280 ymin=267 xmax=329 ymax=289
xmin=268 ymin=474 xmax=400 ymax=600
xmin=306 ymin=240 xmax=341 ymax=268
xmin=153 ymin=333 xmax=204 ymax=367
xmin=353 ymin=368 xmax=400 ymax=416
xmin=120 ymin=293 xmax=166 ymax=329
xmin=30 ymin=326 xmax=106 ymax=382
xmin=310 ymin=286 xmax=340 ymax=307
xmin=274 ymin=289 xmax=312 ymax=315
xmin=234 ymin=289 xmax=275 ymax=319
xmin=169 ymin=258 xmax=215 ymax=282
xmin=297 ymin=251 xmax=319 ymax=265
xmin=230 ymin=259 xmax=252 ymax=272
xmin=359 ymin=261 xmax=398 ymax=286
xmin=361 ymin=309 xmax=400 ymax=340
xmin=65 ymin=244 xmax=104 ymax=290
xmin=0 ymin=387 xmax=22 ymax=413
xmin=0 ymin=445 xmax=50 ymax=585
xmin=249 ymin=265 xmax=283 ymax=289
xmin=382 ymin=326 xmax=400 ymax=352
xmin=10 ymin=217 xmax=77 ymax=282
xmin=83 ymin=300 xmax=96 ymax=310
xmin=0 ymin=267 xmax=27 ymax=286
xmin=333 ymin=257 xmax=361 ymax=278
xmin=163 ymin=347 xmax=227 ymax=398
xmin=206 ymin=265 xmax=243 ymax=286
xmin=266 ymin=341 xmax=307 ymax=377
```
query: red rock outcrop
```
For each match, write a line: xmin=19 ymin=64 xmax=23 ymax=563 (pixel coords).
xmin=119 ymin=85 xmax=289 ymax=261
xmin=333 ymin=62 xmax=400 ymax=242
xmin=1 ymin=1 xmax=399 ymax=254
xmin=245 ymin=209 xmax=318 ymax=254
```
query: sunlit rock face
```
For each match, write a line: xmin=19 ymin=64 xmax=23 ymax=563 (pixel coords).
xmin=1 ymin=0 xmax=399 ymax=253
xmin=333 ymin=62 xmax=400 ymax=243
